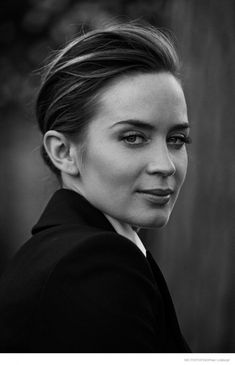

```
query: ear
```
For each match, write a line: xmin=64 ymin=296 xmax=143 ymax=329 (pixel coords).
xmin=43 ymin=131 xmax=79 ymax=176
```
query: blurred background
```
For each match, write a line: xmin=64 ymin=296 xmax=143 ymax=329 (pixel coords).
xmin=0 ymin=0 xmax=234 ymax=353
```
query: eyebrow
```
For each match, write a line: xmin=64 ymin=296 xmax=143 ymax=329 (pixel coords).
xmin=110 ymin=119 xmax=190 ymax=131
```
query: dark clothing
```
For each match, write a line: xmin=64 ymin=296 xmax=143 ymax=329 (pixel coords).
xmin=0 ymin=189 xmax=191 ymax=352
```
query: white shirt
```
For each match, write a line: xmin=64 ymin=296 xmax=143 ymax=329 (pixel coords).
xmin=104 ymin=214 xmax=146 ymax=257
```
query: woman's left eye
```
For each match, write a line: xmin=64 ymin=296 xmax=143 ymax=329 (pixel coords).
xmin=122 ymin=133 xmax=147 ymax=145
xmin=168 ymin=135 xmax=192 ymax=147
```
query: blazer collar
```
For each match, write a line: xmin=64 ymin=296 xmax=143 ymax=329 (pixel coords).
xmin=32 ymin=188 xmax=115 ymax=235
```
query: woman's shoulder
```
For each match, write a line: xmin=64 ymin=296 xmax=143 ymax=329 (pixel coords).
xmin=0 ymin=225 xmax=148 ymax=288
xmin=0 ymin=226 xmax=152 ymax=320
xmin=33 ymin=223 xmax=146 ymax=262
xmin=36 ymin=225 xmax=149 ymax=279
xmin=51 ymin=226 xmax=149 ymax=271
xmin=0 ymin=224 xmax=162 ymax=352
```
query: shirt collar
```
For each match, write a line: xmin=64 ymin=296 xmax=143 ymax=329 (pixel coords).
xmin=32 ymin=189 xmax=114 ymax=235
xmin=104 ymin=214 xmax=146 ymax=257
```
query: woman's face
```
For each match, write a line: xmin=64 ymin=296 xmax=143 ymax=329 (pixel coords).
xmin=73 ymin=72 xmax=190 ymax=228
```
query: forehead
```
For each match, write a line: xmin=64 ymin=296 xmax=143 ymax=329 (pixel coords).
xmin=95 ymin=72 xmax=187 ymax=126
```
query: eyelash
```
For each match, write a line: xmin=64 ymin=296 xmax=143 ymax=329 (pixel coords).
xmin=168 ymin=135 xmax=192 ymax=148
xmin=121 ymin=132 xmax=192 ymax=148
xmin=122 ymin=132 xmax=148 ymax=145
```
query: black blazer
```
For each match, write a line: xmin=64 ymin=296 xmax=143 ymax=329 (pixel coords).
xmin=0 ymin=189 xmax=191 ymax=353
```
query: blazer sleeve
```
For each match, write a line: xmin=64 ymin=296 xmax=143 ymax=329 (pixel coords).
xmin=37 ymin=232 xmax=166 ymax=352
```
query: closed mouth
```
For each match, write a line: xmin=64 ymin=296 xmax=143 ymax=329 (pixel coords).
xmin=136 ymin=189 xmax=174 ymax=205
xmin=137 ymin=188 xmax=174 ymax=196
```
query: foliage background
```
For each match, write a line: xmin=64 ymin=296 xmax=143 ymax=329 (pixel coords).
xmin=0 ymin=0 xmax=234 ymax=353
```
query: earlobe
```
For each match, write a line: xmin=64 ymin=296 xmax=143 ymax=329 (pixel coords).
xmin=43 ymin=131 xmax=79 ymax=176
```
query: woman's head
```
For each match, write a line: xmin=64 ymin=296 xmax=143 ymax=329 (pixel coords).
xmin=37 ymin=23 xmax=190 ymax=228
xmin=36 ymin=23 xmax=180 ymax=175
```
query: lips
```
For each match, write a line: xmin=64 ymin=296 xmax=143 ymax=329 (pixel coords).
xmin=137 ymin=188 xmax=174 ymax=205
xmin=139 ymin=188 xmax=174 ymax=196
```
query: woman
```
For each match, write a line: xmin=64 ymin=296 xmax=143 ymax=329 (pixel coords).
xmin=0 ymin=23 xmax=191 ymax=352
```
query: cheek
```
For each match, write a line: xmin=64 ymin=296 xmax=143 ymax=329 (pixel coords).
xmin=83 ymin=144 xmax=139 ymax=190
xmin=176 ymin=150 xmax=188 ymax=185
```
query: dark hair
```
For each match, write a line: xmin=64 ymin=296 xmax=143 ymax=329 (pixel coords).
xmin=36 ymin=23 xmax=180 ymax=176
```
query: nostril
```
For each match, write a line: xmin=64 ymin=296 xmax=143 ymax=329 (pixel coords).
xmin=146 ymin=160 xmax=176 ymax=176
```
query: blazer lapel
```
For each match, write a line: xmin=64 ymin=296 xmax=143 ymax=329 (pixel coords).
xmin=146 ymin=250 xmax=191 ymax=352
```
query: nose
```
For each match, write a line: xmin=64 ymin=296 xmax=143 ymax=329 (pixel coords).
xmin=146 ymin=143 xmax=176 ymax=177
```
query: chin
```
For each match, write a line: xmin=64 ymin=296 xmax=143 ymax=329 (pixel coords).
xmin=131 ymin=212 xmax=171 ymax=230
xmin=143 ymin=218 xmax=169 ymax=229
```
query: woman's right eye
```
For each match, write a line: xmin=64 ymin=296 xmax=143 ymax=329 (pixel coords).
xmin=122 ymin=132 xmax=148 ymax=145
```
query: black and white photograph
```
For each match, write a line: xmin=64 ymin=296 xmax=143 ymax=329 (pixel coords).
xmin=0 ymin=0 xmax=234 ymax=361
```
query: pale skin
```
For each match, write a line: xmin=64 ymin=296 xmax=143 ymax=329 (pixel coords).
xmin=44 ymin=72 xmax=190 ymax=229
